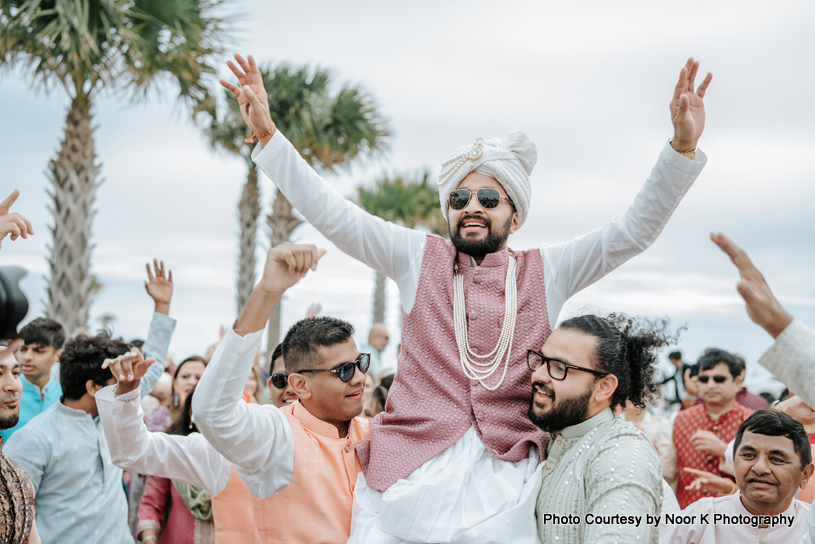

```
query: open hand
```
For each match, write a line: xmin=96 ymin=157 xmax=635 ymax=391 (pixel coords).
xmin=670 ymin=58 xmax=713 ymax=151
xmin=0 ymin=190 xmax=34 ymax=250
xmin=258 ymin=242 xmax=327 ymax=295
xmin=102 ymin=348 xmax=157 ymax=395
xmin=691 ymin=430 xmax=727 ymax=457
xmin=219 ymin=54 xmax=274 ymax=139
xmin=711 ymin=232 xmax=793 ymax=338
xmin=683 ymin=467 xmax=734 ymax=496
xmin=145 ymin=259 xmax=173 ymax=315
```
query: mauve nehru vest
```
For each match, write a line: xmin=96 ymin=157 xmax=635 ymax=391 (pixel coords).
xmin=356 ymin=235 xmax=551 ymax=492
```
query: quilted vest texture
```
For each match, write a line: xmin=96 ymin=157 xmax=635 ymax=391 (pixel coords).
xmin=356 ymin=235 xmax=551 ymax=492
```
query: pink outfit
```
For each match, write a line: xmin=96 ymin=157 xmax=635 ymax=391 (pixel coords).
xmin=145 ymin=405 xmax=172 ymax=433
xmin=356 ymin=236 xmax=551 ymax=492
xmin=137 ymin=475 xmax=215 ymax=544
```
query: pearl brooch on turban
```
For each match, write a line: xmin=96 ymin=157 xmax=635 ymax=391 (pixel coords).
xmin=437 ymin=131 xmax=537 ymax=227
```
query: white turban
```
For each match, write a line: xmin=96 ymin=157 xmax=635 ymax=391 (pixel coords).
xmin=437 ymin=131 xmax=537 ymax=227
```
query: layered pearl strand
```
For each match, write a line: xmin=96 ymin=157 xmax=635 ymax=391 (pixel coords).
xmin=453 ymin=253 xmax=518 ymax=391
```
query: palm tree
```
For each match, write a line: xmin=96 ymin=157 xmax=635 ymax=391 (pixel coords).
xmin=0 ymin=0 xmax=228 ymax=333
xmin=197 ymin=83 xmax=262 ymax=315
xmin=357 ymin=170 xmax=446 ymax=323
xmin=261 ymin=63 xmax=390 ymax=350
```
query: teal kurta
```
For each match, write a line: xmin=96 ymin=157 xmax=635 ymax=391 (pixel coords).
xmin=536 ymin=408 xmax=663 ymax=543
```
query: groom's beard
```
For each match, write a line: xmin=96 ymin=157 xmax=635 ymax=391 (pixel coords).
xmin=449 ymin=213 xmax=513 ymax=260
xmin=528 ymin=381 xmax=593 ymax=434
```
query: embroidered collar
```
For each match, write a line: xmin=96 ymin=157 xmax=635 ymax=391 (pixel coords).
xmin=560 ymin=407 xmax=615 ymax=439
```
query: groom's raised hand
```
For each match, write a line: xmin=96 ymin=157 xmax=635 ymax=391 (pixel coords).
xmin=220 ymin=54 xmax=275 ymax=145
xmin=670 ymin=58 xmax=713 ymax=152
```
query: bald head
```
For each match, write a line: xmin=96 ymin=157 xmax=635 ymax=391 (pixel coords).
xmin=368 ymin=324 xmax=389 ymax=353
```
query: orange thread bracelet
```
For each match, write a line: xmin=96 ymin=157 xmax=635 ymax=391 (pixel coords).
xmin=245 ymin=124 xmax=276 ymax=143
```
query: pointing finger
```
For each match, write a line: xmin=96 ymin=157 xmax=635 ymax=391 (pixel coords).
xmin=0 ymin=189 xmax=20 ymax=215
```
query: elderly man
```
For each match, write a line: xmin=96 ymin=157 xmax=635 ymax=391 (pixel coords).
xmin=221 ymin=53 xmax=711 ymax=542
xmin=661 ymin=409 xmax=812 ymax=543
xmin=530 ymin=313 xmax=668 ymax=543
xmin=711 ymin=233 xmax=815 ymax=543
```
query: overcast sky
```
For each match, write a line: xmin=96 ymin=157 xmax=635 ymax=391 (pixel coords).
xmin=2 ymin=0 xmax=813 ymax=393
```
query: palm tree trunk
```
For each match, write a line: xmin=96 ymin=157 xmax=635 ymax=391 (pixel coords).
xmin=45 ymin=96 xmax=100 ymax=335
xmin=236 ymin=166 xmax=261 ymax=315
xmin=372 ymin=270 xmax=387 ymax=325
xmin=265 ymin=189 xmax=303 ymax=356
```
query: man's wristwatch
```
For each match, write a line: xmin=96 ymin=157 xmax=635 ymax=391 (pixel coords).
xmin=669 ymin=138 xmax=696 ymax=160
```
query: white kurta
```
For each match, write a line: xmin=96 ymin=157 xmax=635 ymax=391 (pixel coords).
xmin=251 ymin=133 xmax=706 ymax=543
xmin=659 ymin=491 xmax=809 ymax=544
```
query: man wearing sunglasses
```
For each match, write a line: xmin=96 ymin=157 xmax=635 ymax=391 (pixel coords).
xmin=672 ymin=348 xmax=754 ymax=508
xmin=190 ymin=242 xmax=376 ymax=543
xmin=221 ymin=53 xmax=711 ymax=542
xmin=268 ymin=343 xmax=297 ymax=408
xmin=527 ymin=313 xmax=669 ymax=543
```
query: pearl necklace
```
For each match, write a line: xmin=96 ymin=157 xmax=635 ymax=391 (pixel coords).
xmin=453 ymin=253 xmax=518 ymax=391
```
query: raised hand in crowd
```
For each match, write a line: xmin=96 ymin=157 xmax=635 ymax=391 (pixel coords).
xmin=102 ymin=348 xmax=157 ymax=396
xmin=219 ymin=54 xmax=276 ymax=147
xmin=0 ymin=189 xmax=34 ymax=250
xmin=683 ymin=467 xmax=735 ymax=496
xmin=711 ymin=232 xmax=794 ymax=338
xmin=670 ymin=58 xmax=713 ymax=152
xmin=144 ymin=259 xmax=173 ymax=315
xmin=235 ymin=243 xmax=326 ymax=335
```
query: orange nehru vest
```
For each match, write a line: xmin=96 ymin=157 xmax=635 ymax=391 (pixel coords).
xmin=211 ymin=465 xmax=260 ymax=543
xmin=253 ymin=401 xmax=370 ymax=544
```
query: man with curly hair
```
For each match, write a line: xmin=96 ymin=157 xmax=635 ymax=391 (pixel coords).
xmin=4 ymin=333 xmax=132 ymax=544
xmin=529 ymin=313 xmax=673 ymax=543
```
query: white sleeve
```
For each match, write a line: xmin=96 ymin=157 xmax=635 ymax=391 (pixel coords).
xmin=252 ymin=133 xmax=427 ymax=312
xmin=541 ymin=142 xmax=707 ymax=326
xmin=758 ymin=319 xmax=815 ymax=408
xmin=191 ymin=328 xmax=295 ymax=498
xmin=96 ymin=385 xmax=231 ymax=495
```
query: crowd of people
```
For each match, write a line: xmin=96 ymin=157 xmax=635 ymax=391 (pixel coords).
xmin=1 ymin=53 xmax=813 ymax=544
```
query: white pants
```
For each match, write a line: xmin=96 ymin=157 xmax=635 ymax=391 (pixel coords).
xmin=348 ymin=427 xmax=542 ymax=544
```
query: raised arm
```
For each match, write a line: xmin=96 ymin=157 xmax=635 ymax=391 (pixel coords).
xmin=219 ymin=54 xmax=425 ymax=289
xmin=191 ymin=243 xmax=323 ymax=498
xmin=543 ymin=59 xmax=712 ymax=322
xmin=139 ymin=259 xmax=177 ymax=399
xmin=96 ymin=381 xmax=229 ymax=495
xmin=711 ymin=233 xmax=814 ymax=407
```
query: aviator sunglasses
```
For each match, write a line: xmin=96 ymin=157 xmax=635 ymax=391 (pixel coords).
xmin=297 ymin=353 xmax=371 ymax=383
xmin=697 ymin=375 xmax=730 ymax=384
xmin=448 ymin=188 xmax=513 ymax=211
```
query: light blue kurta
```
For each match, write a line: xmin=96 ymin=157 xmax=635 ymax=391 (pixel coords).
xmin=536 ymin=408 xmax=663 ymax=544
xmin=0 ymin=375 xmax=62 ymax=441
xmin=4 ymin=402 xmax=132 ymax=544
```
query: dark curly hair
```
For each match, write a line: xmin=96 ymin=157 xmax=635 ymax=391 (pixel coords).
xmin=59 ymin=332 xmax=130 ymax=400
xmin=559 ymin=313 xmax=680 ymax=411
xmin=282 ymin=316 xmax=355 ymax=373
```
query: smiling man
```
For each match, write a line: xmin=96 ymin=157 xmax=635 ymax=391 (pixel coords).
xmin=661 ymin=409 xmax=812 ymax=543
xmin=673 ymin=348 xmax=754 ymax=508
xmin=529 ymin=313 xmax=670 ymax=543
xmin=190 ymin=242 xmax=374 ymax=543
xmin=0 ymin=318 xmax=65 ymax=441
xmin=222 ymin=53 xmax=712 ymax=543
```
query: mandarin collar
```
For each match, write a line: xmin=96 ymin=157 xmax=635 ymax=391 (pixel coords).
xmin=455 ymin=246 xmax=511 ymax=270
xmin=292 ymin=400 xmax=347 ymax=439
xmin=56 ymin=401 xmax=94 ymax=420
xmin=559 ymin=407 xmax=614 ymax=440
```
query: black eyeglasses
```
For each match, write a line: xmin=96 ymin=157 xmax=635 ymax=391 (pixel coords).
xmin=270 ymin=372 xmax=289 ymax=389
xmin=297 ymin=353 xmax=370 ymax=383
xmin=448 ymin=188 xmax=513 ymax=211
xmin=697 ymin=375 xmax=730 ymax=384
xmin=526 ymin=349 xmax=609 ymax=381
